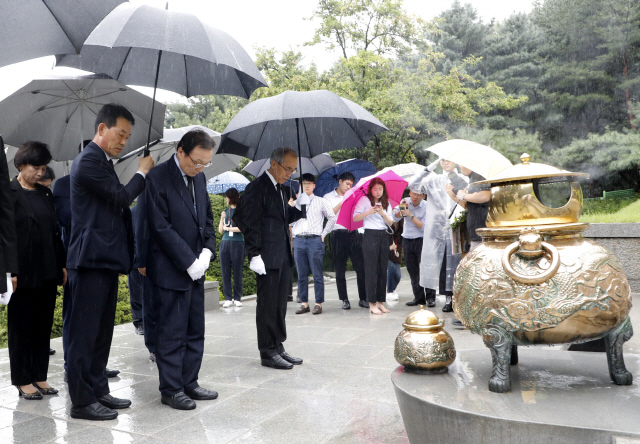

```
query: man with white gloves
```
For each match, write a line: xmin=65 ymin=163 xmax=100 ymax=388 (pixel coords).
xmin=233 ymin=147 xmax=306 ymax=370
xmin=144 ymin=129 xmax=218 ymax=410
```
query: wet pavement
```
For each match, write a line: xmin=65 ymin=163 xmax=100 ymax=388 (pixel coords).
xmin=0 ymin=270 xmax=637 ymax=443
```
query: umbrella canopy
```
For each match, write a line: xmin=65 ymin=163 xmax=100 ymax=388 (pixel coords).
xmin=114 ymin=125 xmax=241 ymax=184
xmin=243 ymin=153 xmax=336 ymax=179
xmin=426 ymin=139 xmax=512 ymax=179
xmin=337 ymin=170 xmax=408 ymax=231
xmin=380 ymin=162 xmax=425 ymax=180
xmin=218 ymin=90 xmax=388 ymax=161
xmin=207 ymin=171 xmax=249 ymax=194
xmin=5 ymin=145 xmax=71 ymax=186
xmin=314 ymin=158 xmax=377 ymax=197
xmin=0 ymin=0 xmax=124 ymax=68
xmin=0 ymin=74 xmax=165 ymax=161
xmin=55 ymin=3 xmax=266 ymax=99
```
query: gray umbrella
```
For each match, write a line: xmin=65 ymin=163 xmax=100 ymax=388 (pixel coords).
xmin=0 ymin=74 xmax=165 ymax=161
xmin=218 ymin=90 xmax=388 ymax=162
xmin=0 ymin=0 xmax=125 ymax=68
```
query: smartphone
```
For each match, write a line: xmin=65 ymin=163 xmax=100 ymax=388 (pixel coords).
xmin=375 ymin=202 xmax=382 ymax=207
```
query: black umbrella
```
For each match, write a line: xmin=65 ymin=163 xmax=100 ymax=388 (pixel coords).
xmin=0 ymin=0 xmax=124 ymax=68
xmin=56 ymin=2 xmax=267 ymax=154
xmin=219 ymin=90 xmax=388 ymax=214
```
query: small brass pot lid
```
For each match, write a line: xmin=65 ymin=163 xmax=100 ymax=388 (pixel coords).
xmin=402 ymin=306 xmax=444 ymax=332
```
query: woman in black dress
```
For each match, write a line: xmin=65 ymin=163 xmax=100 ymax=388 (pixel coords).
xmin=9 ymin=141 xmax=66 ymax=400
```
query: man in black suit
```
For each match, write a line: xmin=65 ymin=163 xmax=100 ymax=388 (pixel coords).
xmin=144 ymin=129 xmax=218 ymax=410
xmin=128 ymin=205 xmax=145 ymax=336
xmin=0 ymin=135 xmax=17 ymax=298
xmin=235 ymin=147 xmax=309 ymax=370
xmin=66 ymin=104 xmax=154 ymax=421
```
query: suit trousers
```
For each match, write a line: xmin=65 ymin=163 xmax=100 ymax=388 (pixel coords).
xmin=128 ymin=270 xmax=144 ymax=328
xmin=142 ymin=275 xmax=157 ymax=354
xmin=62 ymin=281 xmax=71 ymax=372
xmin=153 ymin=280 xmax=204 ymax=397
xmin=293 ymin=236 xmax=325 ymax=304
xmin=331 ymin=230 xmax=366 ymax=301
xmin=362 ymin=229 xmax=389 ymax=303
xmin=8 ymin=282 xmax=57 ymax=385
xmin=66 ymin=268 xmax=119 ymax=406
xmin=219 ymin=240 xmax=245 ymax=301
xmin=256 ymin=257 xmax=291 ymax=359
xmin=403 ymin=238 xmax=428 ymax=302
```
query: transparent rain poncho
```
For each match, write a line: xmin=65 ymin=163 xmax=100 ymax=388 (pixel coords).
xmin=408 ymin=168 xmax=464 ymax=292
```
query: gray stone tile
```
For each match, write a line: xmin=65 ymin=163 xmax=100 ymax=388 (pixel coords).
xmin=362 ymin=346 xmax=397 ymax=370
xmin=0 ymin=416 xmax=87 ymax=444
xmin=44 ymin=426 xmax=149 ymax=444
xmin=307 ymin=344 xmax=381 ymax=367
xmin=0 ymin=406 xmax=41 ymax=430
xmin=3 ymin=390 xmax=71 ymax=417
xmin=315 ymin=367 xmax=396 ymax=401
xmin=255 ymin=363 xmax=345 ymax=394
xmin=281 ymin=341 xmax=340 ymax=362
xmin=197 ymin=362 xmax=282 ymax=388
xmin=199 ymin=354 xmax=258 ymax=373
xmin=326 ymin=400 xmax=409 ymax=444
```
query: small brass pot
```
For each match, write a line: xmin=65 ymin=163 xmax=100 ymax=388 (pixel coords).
xmin=394 ymin=307 xmax=456 ymax=374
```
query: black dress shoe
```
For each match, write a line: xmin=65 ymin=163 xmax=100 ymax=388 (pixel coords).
xmin=406 ymin=299 xmax=426 ymax=307
xmin=442 ymin=302 xmax=453 ymax=312
xmin=287 ymin=295 xmax=293 ymax=302
xmin=134 ymin=325 xmax=144 ymax=335
xmin=452 ymin=319 xmax=464 ymax=327
xmin=17 ymin=386 xmax=43 ymax=400
xmin=342 ymin=300 xmax=351 ymax=310
xmin=105 ymin=368 xmax=120 ymax=378
xmin=426 ymin=299 xmax=436 ymax=308
xmin=295 ymin=305 xmax=310 ymax=314
xmin=70 ymin=402 xmax=118 ymax=420
xmin=161 ymin=392 xmax=196 ymax=410
xmin=261 ymin=354 xmax=293 ymax=370
xmin=33 ymin=382 xmax=58 ymax=395
xmin=49 ymin=348 xmax=56 ymax=355
xmin=280 ymin=352 xmax=303 ymax=365
xmin=185 ymin=386 xmax=218 ymax=400
xmin=358 ymin=299 xmax=369 ymax=308
xmin=97 ymin=394 xmax=131 ymax=409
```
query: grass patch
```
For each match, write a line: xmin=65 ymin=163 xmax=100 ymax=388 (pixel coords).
xmin=580 ymin=198 xmax=640 ymax=223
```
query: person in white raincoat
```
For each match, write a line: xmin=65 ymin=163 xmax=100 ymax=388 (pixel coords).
xmin=407 ymin=158 xmax=465 ymax=311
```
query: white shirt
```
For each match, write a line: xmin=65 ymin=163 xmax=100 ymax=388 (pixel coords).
xmin=291 ymin=194 xmax=337 ymax=237
xmin=353 ymin=196 xmax=392 ymax=230
xmin=265 ymin=170 xmax=285 ymax=211
xmin=323 ymin=188 xmax=348 ymax=231
xmin=392 ymin=199 xmax=427 ymax=239
xmin=102 ymin=146 xmax=145 ymax=178
xmin=174 ymin=154 xmax=196 ymax=216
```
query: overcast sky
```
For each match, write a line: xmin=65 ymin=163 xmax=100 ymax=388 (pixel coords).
xmin=0 ymin=0 xmax=535 ymax=103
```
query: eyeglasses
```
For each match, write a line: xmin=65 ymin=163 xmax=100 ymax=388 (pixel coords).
xmin=186 ymin=154 xmax=212 ymax=168
xmin=277 ymin=162 xmax=297 ymax=175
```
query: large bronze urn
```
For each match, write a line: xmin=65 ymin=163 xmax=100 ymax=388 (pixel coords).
xmin=453 ymin=154 xmax=633 ymax=393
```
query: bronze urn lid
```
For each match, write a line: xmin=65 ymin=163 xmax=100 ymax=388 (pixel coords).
xmin=402 ymin=307 xmax=444 ymax=332
xmin=475 ymin=153 xmax=589 ymax=186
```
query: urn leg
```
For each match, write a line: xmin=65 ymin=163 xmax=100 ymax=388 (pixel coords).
xmin=510 ymin=345 xmax=519 ymax=366
xmin=482 ymin=326 xmax=513 ymax=393
xmin=605 ymin=316 xmax=633 ymax=386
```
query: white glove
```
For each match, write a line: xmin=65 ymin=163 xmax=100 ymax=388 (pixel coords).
xmin=0 ymin=274 xmax=13 ymax=306
xmin=187 ymin=258 xmax=206 ymax=281
xmin=198 ymin=248 xmax=212 ymax=270
xmin=295 ymin=192 xmax=311 ymax=210
xmin=249 ymin=255 xmax=267 ymax=275
xmin=427 ymin=158 xmax=441 ymax=172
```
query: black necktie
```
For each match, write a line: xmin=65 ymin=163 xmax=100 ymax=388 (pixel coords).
xmin=276 ymin=184 xmax=284 ymax=210
xmin=187 ymin=176 xmax=194 ymax=203
xmin=108 ymin=159 xmax=114 ymax=168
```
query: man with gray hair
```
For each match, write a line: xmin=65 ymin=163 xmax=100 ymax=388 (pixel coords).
xmin=234 ymin=147 xmax=310 ymax=369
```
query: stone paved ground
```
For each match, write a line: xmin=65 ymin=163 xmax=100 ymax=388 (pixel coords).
xmin=0 ymin=270 xmax=637 ymax=444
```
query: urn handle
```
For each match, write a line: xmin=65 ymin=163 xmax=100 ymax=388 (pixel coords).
xmin=502 ymin=227 xmax=560 ymax=285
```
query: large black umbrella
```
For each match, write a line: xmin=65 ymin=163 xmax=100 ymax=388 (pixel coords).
xmin=56 ymin=2 xmax=267 ymax=153
xmin=0 ymin=0 xmax=125 ymax=68
xmin=218 ymin=90 xmax=388 ymax=163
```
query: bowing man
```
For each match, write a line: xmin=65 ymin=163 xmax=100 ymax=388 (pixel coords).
xmin=66 ymin=104 xmax=154 ymax=421
xmin=234 ymin=147 xmax=309 ymax=369
xmin=144 ymin=129 xmax=218 ymax=410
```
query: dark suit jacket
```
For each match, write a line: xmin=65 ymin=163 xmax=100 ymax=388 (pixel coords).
xmin=0 ymin=136 xmax=17 ymax=292
xmin=144 ymin=156 xmax=216 ymax=291
xmin=235 ymin=173 xmax=303 ymax=269
xmin=67 ymin=141 xmax=144 ymax=273
xmin=52 ymin=174 xmax=71 ymax=253
xmin=10 ymin=179 xmax=65 ymax=288
xmin=131 ymin=199 xmax=150 ymax=270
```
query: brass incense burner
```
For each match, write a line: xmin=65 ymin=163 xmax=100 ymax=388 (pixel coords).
xmin=394 ymin=307 xmax=456 ymax=373
xmin=453 ymin=154 xmax=633 ymax=393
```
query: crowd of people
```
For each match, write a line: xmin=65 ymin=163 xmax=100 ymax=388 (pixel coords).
xmin=0 ymin=101 xmax=491 ymax=422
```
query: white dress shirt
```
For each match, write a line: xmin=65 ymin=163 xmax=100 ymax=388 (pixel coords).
xmin=291 ymin=194 xmax=337 ymax=237
xmin=103 ymin=146 xmax=145 ymax=178
xmin=174 ymin=154 xmax=196 ymax=216
xmin=353 ymin=196 xmax=392 ymax=230
xmin=323 ymin=188 xmax=348 ymax=231
xmin=265 ymin=170 xmax=285 ymax=211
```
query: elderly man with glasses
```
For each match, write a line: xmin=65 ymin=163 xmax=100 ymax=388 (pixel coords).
xmin=234 ymin=147 xmax=309 ymax=370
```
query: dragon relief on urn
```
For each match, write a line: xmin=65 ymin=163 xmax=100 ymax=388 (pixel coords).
xmin=453 ymin=154 xmax=633 ymax=393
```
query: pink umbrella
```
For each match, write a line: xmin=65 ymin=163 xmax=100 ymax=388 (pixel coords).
xmin=337 ymin=170 xmax=408 ymax=231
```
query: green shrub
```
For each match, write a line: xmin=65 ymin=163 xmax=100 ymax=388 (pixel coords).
xmin=581 ymin=195 xmax=639 ymax=216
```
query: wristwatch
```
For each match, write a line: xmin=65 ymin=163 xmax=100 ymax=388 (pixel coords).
xmin=410 ymin=215 xmax=415 ymax=220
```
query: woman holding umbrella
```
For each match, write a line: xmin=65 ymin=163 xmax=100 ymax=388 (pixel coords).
xmin=353 ymin=178 xmax=394 ymax=314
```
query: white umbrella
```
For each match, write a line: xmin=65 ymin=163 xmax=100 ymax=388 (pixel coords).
xmin=114 ymin=125 xmax=242 ymax=184
xmin=243 ymin=153 xmax=336 ymax=178
xmin=426 ymin=139 xmax=512 ymax=179
xmin=380 ymin=163 xmax=425 ymax=180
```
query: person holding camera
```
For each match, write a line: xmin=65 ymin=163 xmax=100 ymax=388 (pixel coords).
xmin=353 ymin=178 xmax=394 ymax=315
xmin=392 ymin=185 xmax=427 ymax=305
